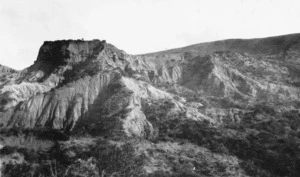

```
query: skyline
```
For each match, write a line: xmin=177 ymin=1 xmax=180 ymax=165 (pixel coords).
xmin=1 ymin=0 xmax=300 ymax=70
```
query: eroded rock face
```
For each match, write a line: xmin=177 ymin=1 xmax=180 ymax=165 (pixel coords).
xmin=1 ymin=40 xmax=109 ymax=128
xmin=0 ymin=40 xmax=187 ymax=137
xmin=1 ymin=34 xmax=300 ymax=138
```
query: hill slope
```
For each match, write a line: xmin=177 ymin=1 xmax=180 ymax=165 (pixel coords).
xmin=1 ymin=34 xmax=300 ymax=177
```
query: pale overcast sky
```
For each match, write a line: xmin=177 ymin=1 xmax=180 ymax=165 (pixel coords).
xmin=1 ymin=0 xmax=300 ymax=70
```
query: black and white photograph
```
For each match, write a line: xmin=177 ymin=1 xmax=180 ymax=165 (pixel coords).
xmin=1 ymin=0 xmax=300 ymax=176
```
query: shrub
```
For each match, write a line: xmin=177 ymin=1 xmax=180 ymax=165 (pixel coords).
xmin=64 ymin=158 xmax=99 ymax=177
xmin=94 ymin=140 xmax=145 ymax=177
xmin=2 ymin=163 xmax=33 ymax=177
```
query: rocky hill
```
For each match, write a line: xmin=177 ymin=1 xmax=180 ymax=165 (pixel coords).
xmin=1 ymin=34 xmax=300 ymax=177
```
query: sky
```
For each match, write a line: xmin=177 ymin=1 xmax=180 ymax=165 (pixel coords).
xmin=0 ymin=0 xmax=300 ymax=70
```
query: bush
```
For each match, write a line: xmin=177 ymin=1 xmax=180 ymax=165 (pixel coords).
xmin=94 ymin=140 xmax=145 ymax=177
xmin=2 ymin=163 xmax=33 ymax=177
xmin=64 ymin=158 xmax=99 ymax=177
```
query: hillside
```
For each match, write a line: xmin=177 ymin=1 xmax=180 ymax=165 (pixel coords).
xmin=1 ymin=34 xmax=300 ymax=177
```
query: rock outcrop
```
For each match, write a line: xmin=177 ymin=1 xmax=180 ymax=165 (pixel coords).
xmin=1 ymin=34 xmax=300 ymax=136
xmin=2 ymin=34 xmax=300 ymax=177
xmin=0 ymin=40 xmax=187 ymax=138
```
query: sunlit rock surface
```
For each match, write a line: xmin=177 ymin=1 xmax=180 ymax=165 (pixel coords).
xmin=1 ymin=34 xmax=300 ymax=177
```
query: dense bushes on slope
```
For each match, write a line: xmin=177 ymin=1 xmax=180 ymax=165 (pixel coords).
xmin=1 ymin=138 xmax=146 ymax=177
xmin=143 ymin=100 xmax=300 ymax=176
xmin=2 ymin=102 xmax=300 ymax=177
xmin=2 ymin=35 xmax=300 ymax=176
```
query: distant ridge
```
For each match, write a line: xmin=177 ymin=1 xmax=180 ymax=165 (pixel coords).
xmin=0 ymin=64 xmax=17 ymax=74
xmin=140 ymin=33 xmax=300 ymax=57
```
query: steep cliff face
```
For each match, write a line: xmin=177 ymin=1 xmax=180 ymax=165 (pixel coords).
xmin=2 ymin=34 xmax=300 ymax=135
xmin=2 ymin=34 xmax=300 ymax=177
xmin=0 ymin=40 xmax=189 ymax=138
xmin=1 ymin=40 xmax=110 ymax=128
